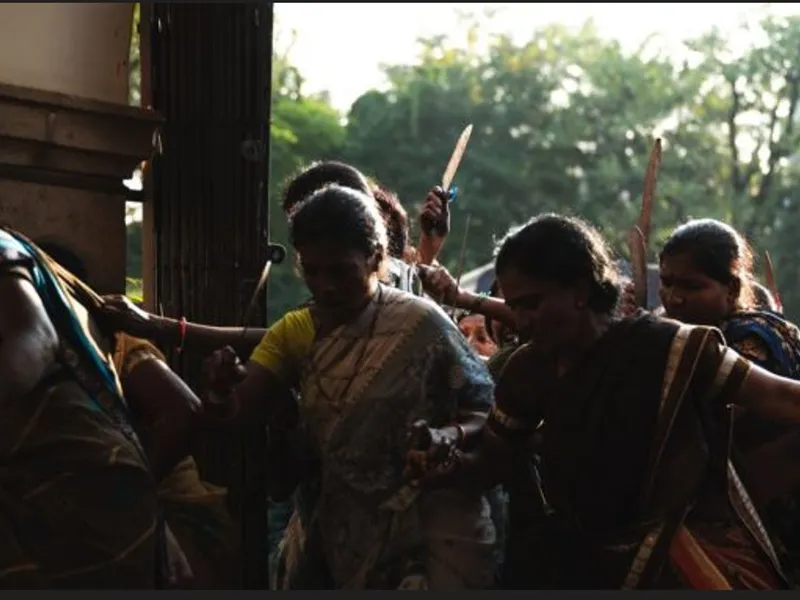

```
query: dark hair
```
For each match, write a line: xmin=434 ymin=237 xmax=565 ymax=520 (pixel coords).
xmin=495 ymin=213 xmax=620 ymax=314
xmin=372 ymin=186 xmax=409 ymax=259
xmin=35 ymin=240 xmax=88 ymax=282
xmin=751 ymin=279 xmax=778 ymax=311
xmin=282 ymin=161 xmax=371 ymax=215
xmin=289 ymin=184 xmax=388 ymax=262
xmin=660 ymin=219 xmax=755 ymax=309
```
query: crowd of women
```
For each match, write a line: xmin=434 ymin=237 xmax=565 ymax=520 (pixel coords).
xmin=2 ymin=156 xmax=800 ymax=589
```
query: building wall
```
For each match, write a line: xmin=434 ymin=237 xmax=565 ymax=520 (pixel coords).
xmin=0 ymin=3 xmax=138 ymax=293
xmin=0 ymin=3 xmax=133 ymax=105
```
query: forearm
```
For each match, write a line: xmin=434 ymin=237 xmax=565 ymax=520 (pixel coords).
xmin=156 ymin=317 xmax=266 ymax=357
xmin=454 ymin=291 xmax=516 ymax=328
xmin=123 ymin=358 xmax=202 ymax=480
xmin=418 ymin=236 xmax=444 ymax=266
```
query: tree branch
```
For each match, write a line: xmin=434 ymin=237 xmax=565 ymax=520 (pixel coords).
xmin=727 ymin=78 xmax=744 ymax=194
xmin=755 ymin=74 xmax=800 ymax=207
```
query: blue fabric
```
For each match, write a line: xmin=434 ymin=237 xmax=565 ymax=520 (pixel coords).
xmin=723 ymin=310 xmax=800 ymax=378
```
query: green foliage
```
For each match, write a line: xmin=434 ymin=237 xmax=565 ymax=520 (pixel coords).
xmin=126 ymin=277 xmax=143 ymax=304
xmin=126 ymin=10 xmax=800 ymax=321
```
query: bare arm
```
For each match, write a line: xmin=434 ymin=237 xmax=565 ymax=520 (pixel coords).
xmin=454 ymin=290 xmax=516 ymax=329
xmin=205 ymin=359 xmax=295 ymax=433
xmin=735 ymin=360 xmax=800 ymax=424
xmin=417 ymin=264 xmax=516 ymax=328
xmin=122 ymin=354 xmax=203 ymax=481
xmin=0 ymin=273 xmax=59 ymax=404
xmin=155 ymin=317 xmax=266 ymax=357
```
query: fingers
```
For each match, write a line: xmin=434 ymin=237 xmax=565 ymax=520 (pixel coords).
xmin=421 ymin=186 xmax=448 ymax=217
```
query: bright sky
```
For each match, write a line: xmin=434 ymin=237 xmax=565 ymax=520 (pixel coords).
xmin=276 ymin=2 xmax=799 ymax=113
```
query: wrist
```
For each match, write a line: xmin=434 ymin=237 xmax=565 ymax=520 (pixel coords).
xmin=455 ymin=290 xmax=481 ymax=311
xmin=153 ymin=316 xmax=178 ymax=345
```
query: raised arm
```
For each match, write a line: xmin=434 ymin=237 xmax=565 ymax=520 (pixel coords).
xmin=0 ymin=268 xmax=59 ymax=404
xmin=101 ymin=295 xmax=266 ymax=356
xmin=417 ymin=264 xmax=516 ymax=328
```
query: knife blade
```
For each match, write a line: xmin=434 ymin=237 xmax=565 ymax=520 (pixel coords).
xmin=420 ymin=124 xmax=474 ymax=240
xmin=442 ymin=124 xmax=473 ymax=192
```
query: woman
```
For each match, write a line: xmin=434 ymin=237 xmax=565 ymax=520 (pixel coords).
xmin=659 ymin=218 xmax=800 ymax=584
xmin=100 ymin=162 xmax=433 ymax=354
xmin=203 ymin=185 xmax=497 ymax=589
xmin=417 ymin=213 xmax=800 ymax=589
xmin=457 ymin=312 xmax=498 ymax=360
xmin=0 ymin=227 xmax=164 ymax=588
xmin=34 ymin=240 xmax=239 ymax=587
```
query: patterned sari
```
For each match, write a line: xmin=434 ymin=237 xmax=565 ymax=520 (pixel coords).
xmin=274 ymin=284 xmax=496 ymax=589
xmin=489 ymin=314 xmax=786 ymax=589
xmin=0 ymin=228 xmax=164 ymax=588
xmin=722 ymin=310 xmax=800 ymax=585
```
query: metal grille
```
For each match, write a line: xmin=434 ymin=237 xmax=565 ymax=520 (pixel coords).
xmin=149 ymin=2 xmax=273 ymax=588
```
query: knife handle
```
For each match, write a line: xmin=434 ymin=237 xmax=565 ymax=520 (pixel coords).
xmin=420 ymin=187 xmax=456 ymax=237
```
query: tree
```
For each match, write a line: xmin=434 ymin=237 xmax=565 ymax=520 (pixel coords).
xmin=266 ymin=26 xmax=348 ymax=321
xmin=343 ymin=17 xmax=721 ymax=271
xmin=341 ymin=10 xmax=800 ymax=317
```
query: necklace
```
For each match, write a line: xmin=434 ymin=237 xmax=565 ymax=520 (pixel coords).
xmin=309 ymin=286 xmax=383 ymax=411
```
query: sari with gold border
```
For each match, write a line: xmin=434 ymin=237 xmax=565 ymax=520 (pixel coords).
xmin=488 ymin=313 xmax=786 ymax=589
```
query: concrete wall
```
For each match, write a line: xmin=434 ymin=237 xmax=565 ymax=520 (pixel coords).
xmin=0 ymin=180 xmax=126 ymax=293
xmin=0 ymin=3 xmax=134 ymax=104
xmin=0 ymin=3 xmax=147 ymax=295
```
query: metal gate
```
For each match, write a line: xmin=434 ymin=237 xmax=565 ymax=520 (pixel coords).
xmin=148 ymin=2 xmax=274 ymax=588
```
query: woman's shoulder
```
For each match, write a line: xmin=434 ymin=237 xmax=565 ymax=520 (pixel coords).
xmin=381 ymin=284 xmax=444 ymax=318
xmin=724 ymin=310 xmax=800 ymax=375
xmin=725 ymin=310 xmax=797 ymax=339
xmin=0 ymin=228 xmax=33 ymax=269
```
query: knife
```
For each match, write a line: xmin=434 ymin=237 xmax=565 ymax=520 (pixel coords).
xmin=421 ymin=124 xmax=473 ymax=237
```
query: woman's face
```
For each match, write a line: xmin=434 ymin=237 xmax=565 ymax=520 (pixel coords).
xmin=458 ymin=314 xmax=498 ymax=358
xmin=296 ymin=241 xmax=377 ymax=318
xmin=659 ymin=252 xmax=735 ymax=326
xmin=498 ymin=267 xmax=586 ymax=353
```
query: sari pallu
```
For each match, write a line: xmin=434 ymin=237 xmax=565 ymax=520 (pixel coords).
xmin=275 ymin=285 xmax=497 ymax=589
xmin=0 ymin=229 xmax=164 ymax=588
xmin=495 ymin=315 xmax=785 ymax=589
